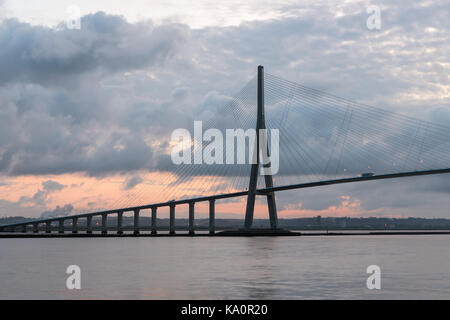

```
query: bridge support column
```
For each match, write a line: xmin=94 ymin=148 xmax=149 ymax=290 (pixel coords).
xmin=133 ymin=209 xmax=140 ymax=235
xmin=33 ymin=223 xmax=39 ymax=233
xmin=101 ymin=214 xmax=108 ymax=235
xmin=265 ymin=189 xmax=278 ymax=230
xmin=72 ymin=217 xmax=78 ymax=234
xmin=21 ymin=224 xmax=27 ymax=233
xmin=86 ymin=216 xmax=92 ymax=234
xmin=45 ymin=221 xmax=52 ymax=233
xmin=209 ymin=199 xmax=215 ymax=235
xmin=59 ymin=220 xmax=64 ymax=234
xmin=244 ymin=65 xmax=278 ymax=230
xmin=151 ymin=207 xmax=157 ymax=235
xmin=117 ymin=211 xmax=123 ymax=235
xmin=189 ymin=202 xmax=195 ymax=236
xmin=169 ymin=204 xmax=175 ymax=235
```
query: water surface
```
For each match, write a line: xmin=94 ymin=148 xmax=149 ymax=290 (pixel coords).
xmin=0 ymin=235 xmax=449 ymax=299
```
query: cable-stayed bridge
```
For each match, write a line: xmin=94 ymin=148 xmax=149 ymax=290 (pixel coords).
xmin=1 ymin=66 xmax=449 ymax=236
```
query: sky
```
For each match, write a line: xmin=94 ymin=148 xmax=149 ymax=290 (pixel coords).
xmin=0 ymin=0 xmax=449 ymax=219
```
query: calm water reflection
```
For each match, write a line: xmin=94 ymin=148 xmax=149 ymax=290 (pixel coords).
xmin=0 ymin=235 xmax=449 ymax=299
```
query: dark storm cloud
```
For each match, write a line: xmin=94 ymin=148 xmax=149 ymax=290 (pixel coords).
xmin=0 ymin=96 xmax=156 ymax=176
xmin=0 ymin=12 xmax=188 ymax=177
xmin=0 ymin=12 xmax=188 ymax=86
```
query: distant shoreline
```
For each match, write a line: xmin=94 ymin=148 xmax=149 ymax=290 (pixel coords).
xmin=2 ymin=216 xmax=450 ymax=231
xmin=1 ymin=230 xmax=450 ymax=238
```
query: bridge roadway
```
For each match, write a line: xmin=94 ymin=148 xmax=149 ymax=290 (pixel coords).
xmin=0 ymin=168 xmax=449 ymax=235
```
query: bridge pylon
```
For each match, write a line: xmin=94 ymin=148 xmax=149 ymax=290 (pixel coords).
xmin=244 ymin=65 xmax=278 ymax=230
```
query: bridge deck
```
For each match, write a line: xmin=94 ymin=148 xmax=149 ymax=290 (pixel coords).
xmin=1 ymin=168 xmax=449 ymax=230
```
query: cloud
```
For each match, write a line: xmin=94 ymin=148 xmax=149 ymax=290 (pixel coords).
xmin=123 ymin=175 xmax=143 ymax=190
xmin=40 ymin=203 xmax=74 ymax=219
xmin=0 ymin=12 xmax=188 ymax=87
xmin=0 ymin=12 xmax=192 ymax=177
xmin=42 ymin=180 xmax=65 ymax=191
xmin=0 ymin=3 xmax=448 ymax=218
xmin=1 ymin=8 xmax=448 ymax=179
xmin=17 ymin=179 xmax=66 ymax=207
xmin=0 ymin=179 xmax=70 ymax=218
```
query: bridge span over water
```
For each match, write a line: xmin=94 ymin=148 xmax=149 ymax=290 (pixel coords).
xmin=1 ymin=66 xmax=449 ymax=236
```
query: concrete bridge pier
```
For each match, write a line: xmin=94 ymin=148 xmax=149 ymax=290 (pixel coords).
xmin=33 ymin=223 xmax=39 ymax=233
xmin=86 ymin=216 xmax=93 ymax=234
xmin=59 ymin=220 xmax=64 ymax=234
xmin=151 ymin=207 xmax=157 ymax=235
xmin=189 ymin=202 xmax=195 ymax=236
xmin=21 ymin=224 xmax=27 ymax=233
xmin=101 ymin=214 xmax=108 ymax=235
xmin=72 ymin=217 xmax=78 ymax=234
xmin=133 ymin=209 xmax=140 ymax=235
xmin=209 ymin=199 xmax=215 ymax=235
xmin=117 ymin=211 xmax=123 ymax=235
xmin=169 ymin=204 xmax=175 ymax=235
xmin=45 ymin=221 xmax=52 ymax=233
